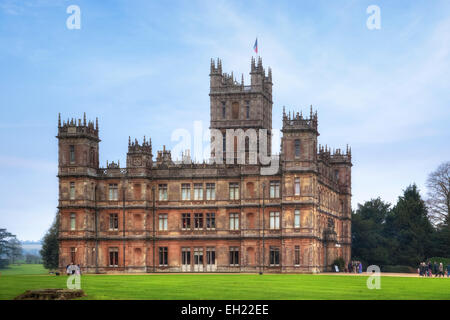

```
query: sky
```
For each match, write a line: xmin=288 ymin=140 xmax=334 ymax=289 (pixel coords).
xmin=0 ymin=0 xmax=449 ymax=241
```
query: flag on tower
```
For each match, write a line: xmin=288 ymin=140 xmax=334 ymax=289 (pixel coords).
xmin=253 ymin=38 xmax=258 ymax=54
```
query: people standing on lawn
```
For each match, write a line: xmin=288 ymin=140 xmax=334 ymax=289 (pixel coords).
xmin=447 ymin=263 xmax=450 ymax=278
xmin=428 ymin=261 xmax=433 ymax=277
xmin=438 ymin=263 xmax=444 ymax=277
xmin=358 ymin=262 xmax=363 ymax=273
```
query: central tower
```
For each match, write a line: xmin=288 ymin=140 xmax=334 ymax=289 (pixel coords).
xmin=209 ymin=57 xmax=273 ymax=162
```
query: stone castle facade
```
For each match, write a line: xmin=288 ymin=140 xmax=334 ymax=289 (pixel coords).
xmin=57 ymin=57 xmax=352 ymax=273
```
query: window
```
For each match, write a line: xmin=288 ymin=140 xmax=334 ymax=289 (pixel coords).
xmin=206 ymin=213 xmax=216 ymax=229
xmin=109 ymin=183 xmax=118 ymax=201
xmin=159 ymin=184 xmax=168 ymax=201
xmin=69 ymin=145 xmax=75 ymax=164
xmin=294 ymin=246 xmax=300 ymax=265
xmin=159 ymin=247 xmax=168 ymax=266
xmin=70 ymin=213 xmax=76 ymax=230
xmin=194 ymin=213 xmax=203 ymax=230
xmin=229 ymin=182 xmax=239 ymax=200
xmin=222 ymin=101 xmax=226 ymax=118
xmin=269 ymin=212 xmax=280 ymax=229
xmin=270 ymin=181 xmax=280 ymax=198
xmin=294 ymin=178 xmax=300 ymax=196
xmin=334 ymin=170 xmax=339 ymax=181
xmin=223 ymin=135 xmax=226 ymax=153
xmin=294 ymin=139 xmax=300 ymax=157
xmin=109 ymin=213 xmax=119 ymax=230
xmin=229 ymin=213 xmax=239 ymax=230
xmin=232 ymin=102 xmax=239 ymax=119
xmin=246 ymin=101 xmax=250 ymax=119
xmin=193 ymin=184 xmax=203 ymax=200
xmin=109 ymin=247 xmax=118 ymax=267
xmin=69 ymin=182 xmax=76 ymax=200
xmin=181 ymin=184 xmax=191 ymax=200
xmin=270 ymin=247 xmax=280 ymax=266
xmin=194 ymin=247 xmax=203 ymax=266
xmin=182 ymin=213 xmax=191 ymax=230
xmin=206 ymin=183 xmax=216 ymax=200
xmin=229 ymin=247 xmax=239 ymax=266
xmin=159 ymin=214 xmax=168 ymax=231
xmin=294 ymin=210 xmax=301 ymax=228
xmin=206 ymin=247 xmax=216 ymax=265
xmin=70 ymin=247 xmax=76 ymax=263
xmin=181 ymin=248 xmax=191 ymax=265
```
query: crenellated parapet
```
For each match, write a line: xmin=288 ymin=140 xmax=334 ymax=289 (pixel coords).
xmin=126 ymin=136 xmax=152 ymax=169
xmin=57 ymin=112 xmax=99 ymax=142
xmin=282 ymin=106 xmax=318 ymax=134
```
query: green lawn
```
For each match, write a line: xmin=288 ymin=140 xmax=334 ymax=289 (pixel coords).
xmin=0 ymin=264 xmax=48 ymax=275
xmin=1 ymin=267 xmax=449 ymax=300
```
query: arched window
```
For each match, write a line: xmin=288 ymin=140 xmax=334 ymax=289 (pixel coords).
xmin=294 ymin=139 xmax=300 ymax=157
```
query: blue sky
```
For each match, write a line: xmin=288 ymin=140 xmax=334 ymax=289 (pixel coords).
xmin=0 ymin=0 xmax=449 ymax=241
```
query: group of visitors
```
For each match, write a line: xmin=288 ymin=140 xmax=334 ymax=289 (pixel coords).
xmin=418 ymin=261 xmax=450 ymax=277
xmin=66 ymin=262 xmax=81 ymax=276
xmin=346 ymin=261 xmax=363 ymax=273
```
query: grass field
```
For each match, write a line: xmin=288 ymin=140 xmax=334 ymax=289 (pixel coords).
xmin=1 ymin=264 xmax=449 ymax=300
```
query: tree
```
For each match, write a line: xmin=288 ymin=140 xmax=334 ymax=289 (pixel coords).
xmin=0 ymin=229 xmax=13 ymax=268
xmin=426 ymin=161 xmax=450 ymax=226
xmin=384 ymin=184 xmax=434 ymax=266
xmin=40 ymin=212 xmax=60 ymax=270
xmin=352 ymin=198 xmax=391 ymax=266
xmin=7 ymin=237 xmax=23 ymax=264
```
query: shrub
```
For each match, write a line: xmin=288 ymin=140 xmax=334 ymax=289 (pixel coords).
xmin=331 ymin=257 xmax=345 ymax=272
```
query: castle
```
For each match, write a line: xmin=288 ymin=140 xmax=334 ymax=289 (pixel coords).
xmin=57 ymin=57 xmax=352 ymax=273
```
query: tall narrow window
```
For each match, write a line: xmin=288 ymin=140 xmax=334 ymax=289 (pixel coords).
xmin=181 ymin=248 xmax=191 ymax=265
xmin=206 ymin=183 xmax=216 ymax=200
xmin=159 ymin=214 xmax=168 ymax=231
xmin=294 ymin=246 xmax=300 ymax=265
xmin=294 ymin=210 xmax=301 ymax=228
xmin=223 ymin=135 xmax=226 ymax=153
xmin=69 ymin=182 xmax=75 ymax=200
xmin=229 ymin=182 xmax=239 ymax=200
xmin=229 ymin=213 xmax=239 ymax=230
xmin=109 ymin=247 xmax=118 ymax=267
xmin=206 ymin=213 xmax=216 ymax=229
xmin=270 ymin=247 xmax=280 ymax=266
xmin=109 ymin=183 xmax=118 ymax=201
xmin=294 ymin=139 xmax=301 ymax=158
xmin=159 ymin=184 xmax=168 ymax=201
xmin=181 ymin=184 xmax=191 ymax=200
xmin=232 ymin=102 xmax=239 ymax=119
xmin=159 ymin=247 xmax=168 ymax=266
xmin=193 ymin=184 xmax=203 ymax=200
xmin=269 ymin=212 xmax=280 ymax=229
xmin=229 ymin=247 xmax=239 ymax=266
xmin=69 ymin=145 xmax=75 ymax=164
xmin=294 ymin=178 xmax=300 ymax=196
xmin=182 ymin=213 xmax=191 ymax=230
xmin=270 ymin=181 xmax=280 ymax=198
xmin=70 ymin=247 xmax=76 ymax=263
xmin=194 ymin=247 xmax=203 ymax=266
xmin=206 ymin=247 xmax=216 ymax=265
xmin=109 ymin=213 xmax=119 ymax=230
xmin=246 ymin=101 xmax=250 ymax=119
xmin=70 ymin=213 xmax=76 ymax=230
xmin=222 ymin=101 xmax=226 ymax=118
xmin=194 ymin=213 xmax=203 ymax=230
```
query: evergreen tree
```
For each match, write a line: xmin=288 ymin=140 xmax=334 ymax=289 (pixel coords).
xmin=385 ymin=184 xmax=434 ymax=266
xmin=40 ymin=212 xmax=60 ymax=270
xmin=352 ymin=198 xmax=391 ymax=266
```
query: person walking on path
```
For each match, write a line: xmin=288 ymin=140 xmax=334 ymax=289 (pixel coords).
xmin=438 ymin=263 xmax=444 ymax=277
